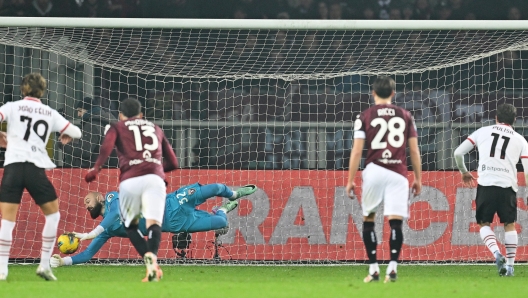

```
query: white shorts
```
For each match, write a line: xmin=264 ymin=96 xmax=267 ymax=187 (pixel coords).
xmin=119 ymin=174 xmax=166 ymax=228
xmin=361 ymin=163 xmax=409 ymax=218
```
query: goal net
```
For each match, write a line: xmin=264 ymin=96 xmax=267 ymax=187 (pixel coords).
xmin=2 ymin=18 xmax=528 ymax=264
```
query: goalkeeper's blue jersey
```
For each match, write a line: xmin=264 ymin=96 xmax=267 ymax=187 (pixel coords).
xmin=70 ymin=184 xmax=203 ymax=264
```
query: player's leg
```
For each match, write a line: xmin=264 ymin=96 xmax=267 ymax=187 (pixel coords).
xmin=197 ymin=184 xmax=235 ymax=205
xmin=141 ymin=175 xmax=166 ymax=282
xmin=0 ymin=203 xmax=19 ymax=281
xmin=497 ymin=187 xmax=517 ymax=276
xmin=360 ymin=164 xmax=384 ymax=283
xmin=119 ymin=177 xmax=148 ymax=260
xmin=503 ymin=223 xmax=517 ymax=276
xmin=476 ymin=185 xmax=505 ymax=275
xmin=382 ymin=170 xmax=409 ymax=283
xmin=0 ymin=163 xmax=26 ymax=280
xmin=194 ymin=183 xmax=257 ymax=206
xmin=26 ymin=163 xmax=61 ymax=281
xmin=186 ymin=210 xmax=227 ymax=233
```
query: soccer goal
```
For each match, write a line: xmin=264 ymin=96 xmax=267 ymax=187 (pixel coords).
xmin=1 ymin=18 xmax=528 ymax=264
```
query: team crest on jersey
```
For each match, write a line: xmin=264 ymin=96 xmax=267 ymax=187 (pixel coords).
xmin=106 ymin=193 xmax=114 ymax=202
xmin=188 ymin=188 xmax=196 ymax=196
xmin=382 ymin=149 xmax=392 ymax=158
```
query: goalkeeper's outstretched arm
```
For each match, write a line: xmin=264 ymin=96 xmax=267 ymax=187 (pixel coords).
xmin=51 ymin=232 xmax=110 ymax=267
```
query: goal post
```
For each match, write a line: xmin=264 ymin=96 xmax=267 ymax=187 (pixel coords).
xmin=2 ymin=18 xmax=528 ymax=263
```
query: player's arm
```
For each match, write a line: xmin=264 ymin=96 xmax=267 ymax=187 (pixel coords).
xmin=0 ymin=102 xmax=11 ymax=123
xmin=453 ymin=139 xmax=477 ymax=187
xmin=519 ymin=139 xmax=528 ymax=188
xmin=51 ymin=109 xmax=82 ymax=144
xmin=161 ymin=134 xmax=178 ymax=172
xmin=0 ymin=103 xmax=10 ymax=147
xmin=408 ymin=137 xmax=422 ymax=195
xmin=346 ymin=138 xmax=364 ymax=199
xmin=50 ymin=232 xmax=111 ymax=267
xmin=85 ymin=126 xmax=117 ymax=182
xmin=74 ymin=198 xmax=120 ymax=240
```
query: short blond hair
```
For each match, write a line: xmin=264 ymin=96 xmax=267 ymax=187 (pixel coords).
xmin=20 ymin=73 xmax=47 ymax=98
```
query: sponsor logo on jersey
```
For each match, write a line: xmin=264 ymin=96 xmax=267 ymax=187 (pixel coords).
xmin=129 ymin=150 xmax=162 ymax=166
xmin=377 ymin=158 xmax=402 ymax=164
xmin=106 ymin=193 xmax=114 ymax=202
xmin=382 ymin=149 xmax=392 ymax=158
xmin=482 ymin=165 xmax=510 ymax=173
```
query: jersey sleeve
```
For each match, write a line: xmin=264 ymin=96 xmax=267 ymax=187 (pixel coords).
xmin=0 ymin=102 xmax=11 ymax=122
xmin=353 ymin=113 xmax=366 ymax=139
xmin=50 ymin=109 xmax=72 ymax=133
xmin=467 ymin=129 xmax=479 ymax=146
xmin=70 ymin=231 xmax=111 ymax=265
xmin=99 ymin=198 xmax=120 ymax=230
xmin=521 ymin=138 xmax=528 ymax=159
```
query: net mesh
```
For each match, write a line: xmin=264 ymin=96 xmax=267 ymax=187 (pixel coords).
xmin=2 ymin=23 xmax=528 ymax=263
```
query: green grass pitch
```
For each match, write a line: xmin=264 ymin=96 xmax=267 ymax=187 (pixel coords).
xmin=2 ymin=265 xmax=525 ymax=298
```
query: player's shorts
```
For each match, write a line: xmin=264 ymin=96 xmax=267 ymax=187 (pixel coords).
xmin=119 ymin=174 xmax=166 ymax=228
xmin=0 ymin=162 xmax=57 ymax=205
xmin=476 ymin=184 xmax=517 ymax=224
xmin=361 ymin=163 xmax=409 ymax=217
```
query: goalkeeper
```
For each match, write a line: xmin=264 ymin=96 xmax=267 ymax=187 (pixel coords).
xmin=51 ymin=183 xmax=256 ymax=267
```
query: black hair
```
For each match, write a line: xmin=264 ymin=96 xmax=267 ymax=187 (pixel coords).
xmin=497 ymin=104 xmax=516 ymax=125
xmin=119 ymin=98 xmax=142 ymax=118
xmin=373 ymin=76 xmax=395 ymax=99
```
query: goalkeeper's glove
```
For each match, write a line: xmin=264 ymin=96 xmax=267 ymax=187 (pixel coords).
xmin=73 ymin=232 xmax=88 ymax=240
xmin=50 ymin=254 xmax=64 ymax=268
xmin=73 ymin=226 xmax=104 ymax=241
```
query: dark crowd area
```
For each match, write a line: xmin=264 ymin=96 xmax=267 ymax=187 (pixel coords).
xmin=0 ymin=0 xmax=526 ymax=21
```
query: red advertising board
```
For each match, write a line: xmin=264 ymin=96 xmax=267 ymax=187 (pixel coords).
xmin=4 ymin=169 xmax=528 ymax=262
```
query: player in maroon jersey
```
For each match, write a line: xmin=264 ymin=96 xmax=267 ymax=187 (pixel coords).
xmin=345 ymin=76 xmax=422 ymax=283
xmin=85 ymin=98 xmax=178 ymax=282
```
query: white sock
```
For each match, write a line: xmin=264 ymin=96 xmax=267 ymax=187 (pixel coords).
xmin=40 ymin=212 xmax=60 ymax=269
xmin=504 ymin=231 xmax=517 ymax=266
xmin=480 ymin=226 xmax=500 ymax=258
xmin=230 ymin=191 xmax=238 ymax=200
xmin=0 ymin=219 xmax=16 ymax=275
xmin=386 ymin=260 xmax=398 ymax=274
xmin=369 ymin=263 xmax=379 ymax=275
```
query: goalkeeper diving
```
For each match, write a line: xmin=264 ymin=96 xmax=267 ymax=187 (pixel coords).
xmin=51 ymin=183 xmax=257 ymax=267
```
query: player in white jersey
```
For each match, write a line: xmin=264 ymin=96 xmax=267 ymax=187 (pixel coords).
xmin=454 ymin=104 xmax=528 ymax=277
xmin=0 ymin=73 xmax=82 ymax=281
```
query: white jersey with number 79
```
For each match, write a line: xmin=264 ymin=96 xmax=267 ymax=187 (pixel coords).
xmin=467 ymin=123 xmax=528 ymax=191
xmin=0 ymin=97 xmax=75 ymax=169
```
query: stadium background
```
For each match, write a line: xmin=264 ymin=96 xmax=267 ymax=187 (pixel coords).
xmin=0 ymin=0 xmax=528 ymax=263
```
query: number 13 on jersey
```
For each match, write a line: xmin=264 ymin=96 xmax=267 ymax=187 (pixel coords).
xmin=129 ymin=125 xmax=159 ymax=151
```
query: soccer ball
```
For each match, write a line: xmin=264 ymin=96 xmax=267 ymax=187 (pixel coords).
xmin=57 ymin=233 xmax=79 ymax=254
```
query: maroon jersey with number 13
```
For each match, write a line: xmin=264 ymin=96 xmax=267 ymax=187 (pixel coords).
xmin=93 ymin=117 xmax=178 ymax=182
xmin=354 ymin=104 xmax=417 ymax=177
